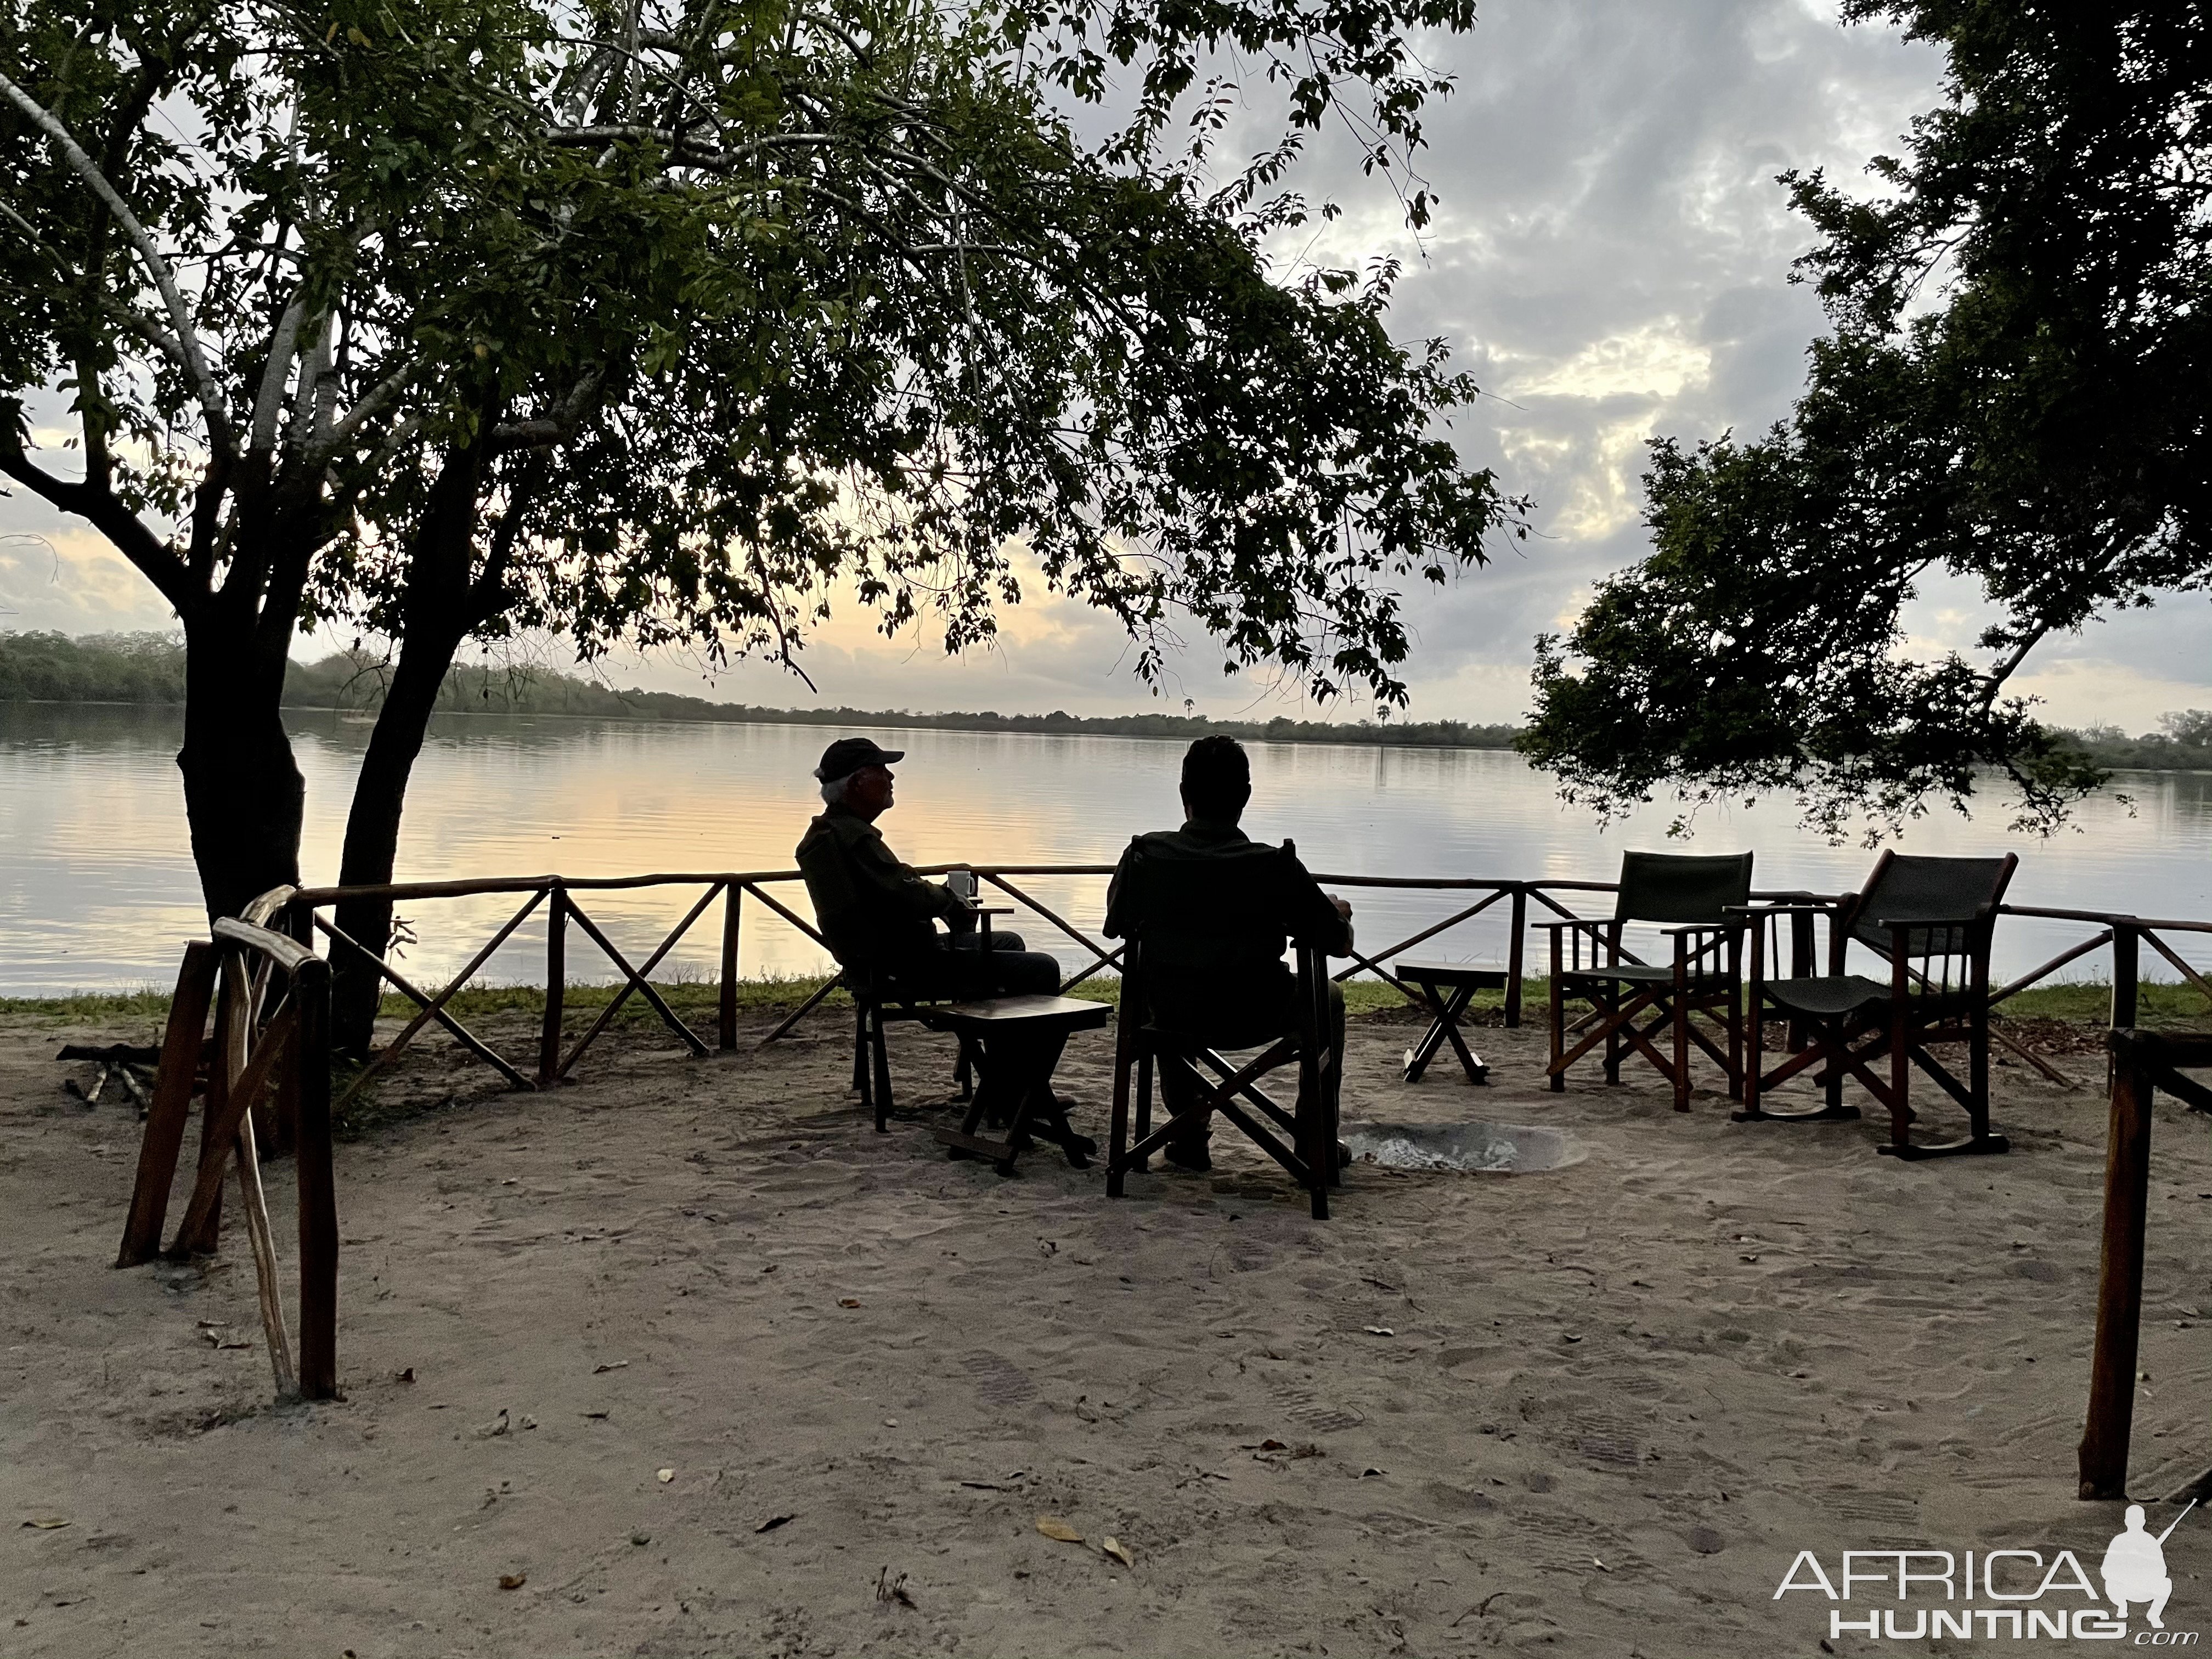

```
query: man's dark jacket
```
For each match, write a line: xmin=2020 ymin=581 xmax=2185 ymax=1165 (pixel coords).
xmin=795 ymin=804 xmax=966 ymax=968
xmin=1103 ymin=820 xmax=1350 ymax=1044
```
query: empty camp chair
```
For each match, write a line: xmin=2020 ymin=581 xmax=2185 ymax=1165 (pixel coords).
xmin=1540 ymin=851 xmax=1754 ymax=1110
xmin=1734 ymin=852 xmax=2017 ymax=1158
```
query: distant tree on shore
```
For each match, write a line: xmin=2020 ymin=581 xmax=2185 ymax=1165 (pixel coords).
xmin=3 ymin=0 xmax=1526 ymax=1048
xmin=1522 ymin=4 xmax=2212 ymax=837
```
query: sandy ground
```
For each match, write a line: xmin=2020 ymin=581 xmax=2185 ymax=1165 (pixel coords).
xmin=3 ymin=997 xmax=2210 ymax=1658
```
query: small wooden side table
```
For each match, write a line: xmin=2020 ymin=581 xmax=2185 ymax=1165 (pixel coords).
xmin=1396 ymin=958 xmax=1506 ymax=1085
xmin=920 ymin=995 xmax=1108 ymax=1174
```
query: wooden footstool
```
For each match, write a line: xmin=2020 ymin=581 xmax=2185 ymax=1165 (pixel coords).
xmin=919 ymin=995 xmax=1108 ymax=1174
xmin=1397 ymin=958 xmax=1506 ymax=1084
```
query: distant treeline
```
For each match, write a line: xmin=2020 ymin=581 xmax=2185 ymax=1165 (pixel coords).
xmin=13 ymin=630 xmax=2211 ymax=767
xmin=2057 ymin=711 xmax=2212 ymax=771
xmin=0 ymin=631 xmax=1521 ymax=750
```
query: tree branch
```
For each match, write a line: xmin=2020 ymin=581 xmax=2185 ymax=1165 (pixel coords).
xmin=0 ymin=67 xmax=233 ymax=453
xmin=249 ymin=298 xmax=307 ymax=456
xmin=322 ymin=353 xmax=426 ymax=453
xmin=0 ymin=400 xmax=197 ymax=611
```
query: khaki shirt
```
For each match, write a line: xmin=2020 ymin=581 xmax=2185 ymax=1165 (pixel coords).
xmin=795 ymin=805 xmax=966 ymax=968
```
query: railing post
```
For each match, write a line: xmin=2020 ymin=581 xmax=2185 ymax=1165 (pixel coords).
xmin=2111 ymin=921 xmax=2140 ymax=1029
xmin=2080 ymin=1029 xmax=2157 ymax=1499
xmin=1504 ymin=884 xmax=1527 ymax=1029
xmin=294 ymin=956 xmax=338 ymax=1401
xmin=2109 ymin=922 xmax=2140 ymax=1091
xmin=539 ymin=884 xmax=567 ymax=1086
xmin=719 ymin=882 xmax=742 ymax=1052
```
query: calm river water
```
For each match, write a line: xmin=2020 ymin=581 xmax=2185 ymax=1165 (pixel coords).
xmin=3 ymin=703 xmax=2208 ymax=996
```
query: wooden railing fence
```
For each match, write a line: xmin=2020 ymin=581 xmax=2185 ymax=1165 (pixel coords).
xmin=198 ymin=873 xmax=2212 ymax=1107
xmin=112 ymin=864 xmax=2209 ymax=1468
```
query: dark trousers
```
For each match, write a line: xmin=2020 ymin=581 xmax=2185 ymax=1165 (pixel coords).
xmin=1156 ymin=982 xmax=1345 ymax=1153
xmin=893 ymin=931 xmax=1061 ymax=1001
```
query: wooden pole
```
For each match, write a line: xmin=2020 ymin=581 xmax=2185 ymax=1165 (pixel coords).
xmin=2080 ymin=1028 xmax=2157 ymax=1500
xmin=2110 ymin=923 xmax=2140 ymax=1093
xmin=719 ymin=882 xmax=741 ymax=1051
xmin=538 ymin=884 xmax=567 ymax=1086
xmin=293 ymin=958 xmax=338 ymax=1400
xmin=117 ymin=943 xmax=218 ymax=1267
xmin=169 ymin=1004 xmax=298 ymax=1255
xmin=1504 ymin=885 xmax=1527 ymax=1029
xmin=190 ymin=954 xmax=251 ymax=1244
xmin=2111 ymin=922 xmax=2141 ymax=1028
xmin=233 ymin=1104 xmax=297 ymax=1399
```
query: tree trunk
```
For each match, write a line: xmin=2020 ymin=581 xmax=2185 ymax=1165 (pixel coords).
xmin=178 ymin=608 xmax=305 ymax=922
xmin=328 ymin=628 xmax=467 ymax=1054
xmin=323 ymin=421 xmax=509 ymax=1054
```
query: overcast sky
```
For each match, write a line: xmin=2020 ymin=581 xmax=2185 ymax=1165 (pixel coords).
xmin=7 ymin=0 xmax=2209 ymax=730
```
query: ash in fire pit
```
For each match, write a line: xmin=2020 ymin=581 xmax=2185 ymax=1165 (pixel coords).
xmin=1341 ymin=1119 xmax=1583 ymax=1175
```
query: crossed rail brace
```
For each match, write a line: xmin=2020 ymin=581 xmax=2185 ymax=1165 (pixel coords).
xmin=240 ymin=873 xmax=2212 ymax=1101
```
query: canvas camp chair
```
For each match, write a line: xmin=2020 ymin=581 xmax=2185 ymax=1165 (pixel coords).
xmin=1103 ymin=838 xmax=1343 ymax=1220
xmin=1540 ymin=851 xmax=1755 ymax=1110
xmin=1105 ymin=937 xmax=1340 ymax=1220
xmin=1734 ymin=851 xmax=2018 ymax=1159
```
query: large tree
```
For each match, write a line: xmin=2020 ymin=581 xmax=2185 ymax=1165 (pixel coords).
xmin=1523 ymin=2 xmax=2207 ymax=837
xmin=3 ymin=0 xmax=1522 ymax=1044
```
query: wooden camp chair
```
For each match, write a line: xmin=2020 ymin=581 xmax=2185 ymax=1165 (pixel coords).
xmin=1541 ymin=851 xmax=1754 ymax=1110
xmin=837 ymin=957 xmax=984 ymax=1133
xmin=1734 ymin=851 xmax=2017 ymax=1159
xmin=1106 ymin=938 xmax=1341 ymax=1221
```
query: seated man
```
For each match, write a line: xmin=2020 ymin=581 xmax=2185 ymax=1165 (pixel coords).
xmin=1103 ymin=736 xmax=1352 ymax=1171
xmin=795 ymin=737 xmax=1060 ymax=1000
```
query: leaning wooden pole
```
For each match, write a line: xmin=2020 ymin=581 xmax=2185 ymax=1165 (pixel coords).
xmin=293 ymin=956 xmax=338 ymax=1400
xmin=2080 ymin=1028 xmax=2157 ymax=1499
xmin=117 ymin=943 xmax=218 ymax=1267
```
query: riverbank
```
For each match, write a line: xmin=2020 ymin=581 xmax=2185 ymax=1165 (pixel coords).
xmin=4 ymin=990 xmax=2207 ymax=1656
xmin=13 ymin=631 xmax=2212 ymax=767
xmin=0 ymin=634 xmax=1521 ymax=751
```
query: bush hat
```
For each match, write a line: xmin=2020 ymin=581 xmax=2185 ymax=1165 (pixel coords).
xmin=815 ymin=737 xmax=905 ymax=782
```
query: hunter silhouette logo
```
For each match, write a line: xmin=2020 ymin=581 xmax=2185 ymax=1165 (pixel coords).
xmin=2104 ymin=1502 xmax=2193 ymax=1630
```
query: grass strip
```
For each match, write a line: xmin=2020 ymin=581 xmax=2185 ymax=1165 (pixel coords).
xmin=7 ymin=975 xmax=2208 ymax=1029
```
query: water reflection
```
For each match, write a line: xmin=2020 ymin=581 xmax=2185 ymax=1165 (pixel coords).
xmin=2 ymin=703 xmax=2207 ymax=996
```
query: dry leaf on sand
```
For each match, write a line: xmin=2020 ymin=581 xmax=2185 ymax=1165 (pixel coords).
xmin=1035 ymin=1516 xmax=1083 ymax=1543
xmin=1102 ymin=1537 xmax=1135 ymax=1567
xmin=838 ymin=1298 xmax=862 ymax=1308
xmin=498 ymin=1572 xmax=526 ymax=1590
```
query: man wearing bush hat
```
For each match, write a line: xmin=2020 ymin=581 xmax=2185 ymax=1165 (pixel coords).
xmin=796 ymin=737 xmax=1060 ymax=997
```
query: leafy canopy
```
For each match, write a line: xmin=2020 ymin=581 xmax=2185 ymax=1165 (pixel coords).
xmin=1523 ymin=2 xmax=2210 ymax=836
xmin=2 ymin=0 xmax=1520 ymax=707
